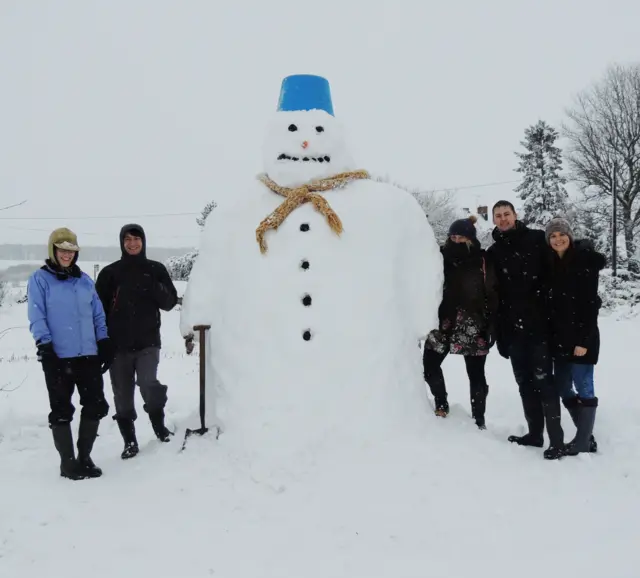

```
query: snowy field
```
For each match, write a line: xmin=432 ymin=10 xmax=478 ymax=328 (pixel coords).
xmin=1 ymin=284 xmax=639 ymax=577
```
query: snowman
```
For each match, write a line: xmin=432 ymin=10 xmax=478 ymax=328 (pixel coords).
xmin=180 ymin=75 xmax=443 ymax=458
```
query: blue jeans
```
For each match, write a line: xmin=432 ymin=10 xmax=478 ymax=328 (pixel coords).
xmin=553 ymin=361 xmax=595 ymax=400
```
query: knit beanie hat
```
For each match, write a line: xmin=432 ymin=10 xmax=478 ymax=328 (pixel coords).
xmin=545 ymin=218 xmax=574 ymax=245
xmin=48 ymin=227 xmax=80 ymax=265
xmin=448 ymin=215 xmax=478 ymax=240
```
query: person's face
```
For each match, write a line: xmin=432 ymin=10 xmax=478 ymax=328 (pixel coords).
xmin=124 ymin=233 xmax=143 ymax=256
xmin=450 ymin=235 xmax=469 ymax=244
xmin=549 ymin=231 xmax=571 ymax=254
xmin=493 ymin=206 xmax=517 ymax=231
xmin=56 ymin=248 xmax=76 ymax=267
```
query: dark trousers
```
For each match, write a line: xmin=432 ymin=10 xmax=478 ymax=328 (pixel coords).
xmin=508 ymin=336 xmax=564 ymax=446
xmin=423 ymin=348 xmax=489 ymax=418
xmin=109 ymin=347 xmax=168 ymax=421
xmin=43 ymin=356 xmax=109 ymax=426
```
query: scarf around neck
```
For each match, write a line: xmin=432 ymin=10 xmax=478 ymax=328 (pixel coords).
xmin=256 ymin=170 xmax=370 ymax=254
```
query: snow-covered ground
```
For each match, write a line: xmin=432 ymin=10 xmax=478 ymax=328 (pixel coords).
xmin=1 ymin=283 xmax=638 ymax=577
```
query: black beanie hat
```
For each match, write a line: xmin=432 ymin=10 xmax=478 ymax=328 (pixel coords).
xmin=448 ymin=215 xmax=478 ymax=240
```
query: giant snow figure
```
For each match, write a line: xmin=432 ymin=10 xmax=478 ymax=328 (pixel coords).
xmin=180 ymin=75 xmax=443 ymax=458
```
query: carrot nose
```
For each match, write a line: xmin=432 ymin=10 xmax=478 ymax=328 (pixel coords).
xmin=302 ymin=141 xmax=309 ymax=149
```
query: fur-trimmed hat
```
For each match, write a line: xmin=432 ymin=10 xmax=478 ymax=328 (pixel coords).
xmin=48 ymin=227 xmax=80 ymax=265
xmin=448 ymin=215 xmax=478 ymax=240
xmin=545 ymin=218 xmax=574 ymax=244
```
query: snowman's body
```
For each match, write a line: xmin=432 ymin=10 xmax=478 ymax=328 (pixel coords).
xmin=180 ymin=85 xmax=442 ymax=456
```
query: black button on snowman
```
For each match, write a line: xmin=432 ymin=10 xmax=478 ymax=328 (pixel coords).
xmin=300 ymin=224 xmax=312 ymax=340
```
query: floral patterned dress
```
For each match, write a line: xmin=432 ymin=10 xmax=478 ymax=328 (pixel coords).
xmin=425 ymin=240 xmax=498 ymax=357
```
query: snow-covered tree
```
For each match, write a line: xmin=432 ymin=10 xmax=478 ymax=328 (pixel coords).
xmin=514 ymin=120 xmax=570 ymax=228
xmin=568 ymin=188 xmax=630 ymax=269
xmin=166 ymin=200 xmax=217 ymax=281
xmin=196 ymin=201 xmax=217 ymax=229
xmin=373 ymin=175 xmax=458 ymax=244
xmin=563 ymin=63 xmax=640 ymax=272
xmin=568 ymin=195 xmax=612 ymax=262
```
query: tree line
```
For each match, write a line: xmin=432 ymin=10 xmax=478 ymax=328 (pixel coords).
xmin=514 ymin=63 xmax=640 ymax=273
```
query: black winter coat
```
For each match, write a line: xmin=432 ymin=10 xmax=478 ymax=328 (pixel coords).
xmin=547 ymin=241 xmax=605 ymax=365
xmin=425 ymin=240 xmax=499 ymax=356
xmin=95 ymin=224 xmax=178 ymax=352
xmin=486 ymin=222 xmax=549 ymax=346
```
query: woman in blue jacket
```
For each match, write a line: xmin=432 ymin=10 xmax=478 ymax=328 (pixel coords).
xmin=28 ymin=228 xmax=114 ymax=480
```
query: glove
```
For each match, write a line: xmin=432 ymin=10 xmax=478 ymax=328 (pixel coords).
xmin=37 ymin=341 xmax=57 ymax=364
xmin=184 ymin=335 xmax=194 ymax=355
xmin=486 ymin=325 xmax=497 ymax=349
xmin=496 ymin=338 xmax=510 ymax=360
xmin=97 ymin=338 xmax=115 ymax=374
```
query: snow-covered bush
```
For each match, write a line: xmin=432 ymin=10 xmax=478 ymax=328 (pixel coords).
xmin=0 ymin=281 xmax=7 ymax=308
xmin=599 ymin=269 xmax=640 ymax=316
xmin=165 ymin=250 xmax=198 ymax=281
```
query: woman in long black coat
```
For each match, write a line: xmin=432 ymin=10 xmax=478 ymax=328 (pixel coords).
xmin=423 ymin=216 xmax=499 ymax=429
xmin=545 ymin=218 xmax=605 ymax=455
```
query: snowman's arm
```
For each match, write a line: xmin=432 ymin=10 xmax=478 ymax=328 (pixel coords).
xmin=179 ymin=223 xmax=217 ymax=340
xmin=401 ymin=202 xmax=443 ymax=340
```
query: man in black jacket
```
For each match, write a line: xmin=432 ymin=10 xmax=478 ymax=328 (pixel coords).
xmin=96 ymin=224 xmax=178 ymax=459
xmin=487 ymin=201 xmax=564 ymax=460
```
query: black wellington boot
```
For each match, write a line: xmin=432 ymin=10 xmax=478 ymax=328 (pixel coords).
xmin=509 ymin=392 xmax=545 ymax=446
xmin=51 ymin=424 xmax=86 ymax=480
xmin=471 ymin=385 xmax=488 ymax=430
xmin=565 ymin=397 xmax=598 ymax=456
xmin=149 ymin=411 xmax=173 ymax=442
xmin=563 ymin=397 xmax=597 ymax=453
xmin=508 ymin=433 xmax=544 ymax=447
xmin=542 ymin=398 xmax=565 ymax=460
xmin=115 ymin=417 xmax=139 ymax=459
xmin=76 ymin=418 xmax=103 ymax=478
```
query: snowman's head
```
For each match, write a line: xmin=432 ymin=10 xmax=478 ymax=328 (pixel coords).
xmin=261 ymin=75 xmax=355 ymax=188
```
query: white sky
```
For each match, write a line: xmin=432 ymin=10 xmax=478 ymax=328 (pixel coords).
xmin=1 ymin=0 xmax=639 ymax=248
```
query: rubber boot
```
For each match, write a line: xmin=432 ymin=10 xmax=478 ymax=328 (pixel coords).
xmin=471 ymin=385 xmax=488 ymax=430
xmin=542 ymin=398 xmax=565 ymax=460
xmin=50 ymin=423 xmax=86 ymax=480
xmin=565 ymin=397 xmax=598 ymax=455
xmin=149 ymin=410 xmax=173 ymax=442
xmin=563 ymin=397 xmax=597 ymax=453
xmin=76 ymin=417 xmax=103 ymax=478
xmin=508 ymin=432 xmax=544 ymax=447
xmin=509 ymin=391 xmax=545 ymax=446
xmin=115 ymin=417 xmax=139 ymax=459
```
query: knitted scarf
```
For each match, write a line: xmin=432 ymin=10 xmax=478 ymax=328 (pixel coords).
xmin=256 ymin=170 xmax=370 ymax=254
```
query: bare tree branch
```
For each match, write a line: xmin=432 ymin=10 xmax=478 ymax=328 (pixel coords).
xmin=0 ymin=200 xmax=27 ymax=212
xmin=563 ymin=63 xmax=640 ymax=267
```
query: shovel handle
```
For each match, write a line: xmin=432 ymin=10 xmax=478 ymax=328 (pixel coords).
xmin=193 ymin=325 xmax=211 ymax=430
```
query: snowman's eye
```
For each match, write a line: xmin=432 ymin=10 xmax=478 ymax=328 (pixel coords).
xmin=315 ymin=126 xmax=324 ymax=133
xmin=288 ymin=124 xmax=298 ymax=132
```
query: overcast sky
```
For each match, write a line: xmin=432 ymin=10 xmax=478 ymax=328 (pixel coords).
xmin=1 ymin=0 xmax=639 ymax=248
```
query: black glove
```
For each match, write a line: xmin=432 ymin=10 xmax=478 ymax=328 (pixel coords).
xmin=97 ymin=338 xmax=115 ymax=374
xmin=184 ymin=335 xmax=194 ymax=355
xmin=486 ymin=324 xmax=497 ymax=349
xmin=496 ymin=338 xmax=510 ymax=360
xmin=36 ymin=341 xmax=57 ymax=364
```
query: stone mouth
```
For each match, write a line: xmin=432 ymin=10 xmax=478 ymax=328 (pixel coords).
xmin=277 ymin=154 xmax=331 ymax=163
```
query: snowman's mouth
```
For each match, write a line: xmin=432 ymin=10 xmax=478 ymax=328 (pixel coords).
xmin=277 ymin=154 xmax=331 ymax=163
